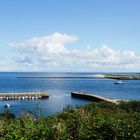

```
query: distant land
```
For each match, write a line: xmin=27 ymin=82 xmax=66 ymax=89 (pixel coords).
xmin=17 ymin=73 xmax=140 ymax=80
xmin=94 ymin=73 xmax=140 ymax=80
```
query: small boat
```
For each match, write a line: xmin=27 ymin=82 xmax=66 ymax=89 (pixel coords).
xmin=4 ymin=104 xmax=11 ymax=108
xmin=31 ymin=97 xmax=35 ymax=100
xmin=114 ymin=80 xmax=124 ymax=84
xmin=22 ymin=96 xmax=25 ymax=100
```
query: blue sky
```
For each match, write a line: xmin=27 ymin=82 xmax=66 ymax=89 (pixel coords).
xmin=0 ymin=0 xmax=140 ymax=72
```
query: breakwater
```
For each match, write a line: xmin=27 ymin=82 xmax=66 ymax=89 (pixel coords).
xmin=0 ymin=92 xmax=49 ymax=100
xmin=71 ymin=92 xmax=120 ymax=104
xmin=17 ymin=76 xmax=96 ymax=79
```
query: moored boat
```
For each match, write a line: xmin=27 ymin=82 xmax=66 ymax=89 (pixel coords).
xmin=114 ymin=80 xmax=124 ymax=84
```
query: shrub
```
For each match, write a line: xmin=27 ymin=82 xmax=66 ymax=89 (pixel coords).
xmin=0 ymin=101 xmax=140 ymax=139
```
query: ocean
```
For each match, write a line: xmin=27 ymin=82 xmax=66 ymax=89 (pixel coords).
xmin=0 ymin=72 xmax=139 ymax=116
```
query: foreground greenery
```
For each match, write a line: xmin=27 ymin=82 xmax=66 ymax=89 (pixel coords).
xmin=0 ymin=101 xmax=140 ymax=140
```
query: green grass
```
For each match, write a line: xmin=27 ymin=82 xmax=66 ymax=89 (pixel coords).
xmin=0 ymin=101 xmax=140 ymax=140
xmin=104 ymin=74 xmax=140 ymax=80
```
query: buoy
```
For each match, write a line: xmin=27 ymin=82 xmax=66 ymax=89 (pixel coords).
xmin=4 ymin=104 xmax=11 ymax=108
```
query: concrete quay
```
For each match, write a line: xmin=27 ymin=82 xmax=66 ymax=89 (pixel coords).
xmin=71 ymin=92 xmax=120 ymax=104
xmin=0 ymin=92 xmax=49 ymax=100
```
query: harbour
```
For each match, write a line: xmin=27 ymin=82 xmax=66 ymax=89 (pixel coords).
xmin=0 ymin=72 xmax=139 ymax=116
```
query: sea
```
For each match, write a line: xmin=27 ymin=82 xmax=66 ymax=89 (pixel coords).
xmin=0 ymin=72 xmax=139 ymax=116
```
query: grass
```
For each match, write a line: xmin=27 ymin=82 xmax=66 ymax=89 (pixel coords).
xmin=104 ymin=74 xmax=140 ymax=80
xmin=0 ymin=101 xmax=140 ymax=140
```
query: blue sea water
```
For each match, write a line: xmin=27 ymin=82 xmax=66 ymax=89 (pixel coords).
xmin=0 ymin=72 xmax=139 ymax=116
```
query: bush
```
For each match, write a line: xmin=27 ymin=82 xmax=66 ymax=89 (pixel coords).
xmin=0 ymin=101 xmax=140 ymax=139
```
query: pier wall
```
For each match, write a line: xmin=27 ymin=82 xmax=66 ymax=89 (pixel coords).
xmin=0 ymin=92 xmax=49 ymax=100
xmin=71 ymin=92 xmax=119 ymax=104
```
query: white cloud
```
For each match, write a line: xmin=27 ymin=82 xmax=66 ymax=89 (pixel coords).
xmin=9 ymin=32 xmax=140 ymax=72
xmin=10 ymin=32 xmax=78 ymax=55
xmin=0 ymin=58 xmax=15 ymax=71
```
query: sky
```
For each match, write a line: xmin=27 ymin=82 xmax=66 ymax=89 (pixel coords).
xmin=0 ymin=0 xmax=140 ymax=72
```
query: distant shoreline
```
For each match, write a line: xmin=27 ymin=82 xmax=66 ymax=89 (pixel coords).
xmin=17 ymin=73 xmax=140 ymax=80
xmin=104 ymin=74 xmax=140 ymax=80
xmin=85 ymin=73 xmax=140 ymax=80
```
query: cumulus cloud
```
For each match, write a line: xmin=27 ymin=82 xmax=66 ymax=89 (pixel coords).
xmin=10 ymin=32 xmax=78 ymax=55
xmin=10 ymin=32 xmax=140 ymax=72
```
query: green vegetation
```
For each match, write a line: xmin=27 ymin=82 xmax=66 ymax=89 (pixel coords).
xmin=0 ymin=101 xmax=140 ymax=140
xmin=104 ymin=74 xmax=140 ymax=80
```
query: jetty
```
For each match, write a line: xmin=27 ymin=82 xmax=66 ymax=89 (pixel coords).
xmin=0 ymin=92 xmax=49 ymax=100
xmin=71 ymin=92 xmax=120 ymax=104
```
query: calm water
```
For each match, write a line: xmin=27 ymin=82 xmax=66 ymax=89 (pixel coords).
xmin=0 ymin=72 xmax=140 ymax=116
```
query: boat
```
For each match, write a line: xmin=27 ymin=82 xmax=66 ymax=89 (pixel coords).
xmin=4 ymin=104 xmax=11 ymax=108
xmin=114 ymin=80 xmax=124 ymax=84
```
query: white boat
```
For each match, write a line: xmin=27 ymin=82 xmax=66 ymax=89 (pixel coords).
xmin=31 ymin=97 xmax=35 ymax=100
xmin=4 ymin=104 xmax=11 ymax=108
xmin=114 ymin=80 xmax=124 ymax=84
xmin=22 ymin=96 xmax=25 ymax=100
